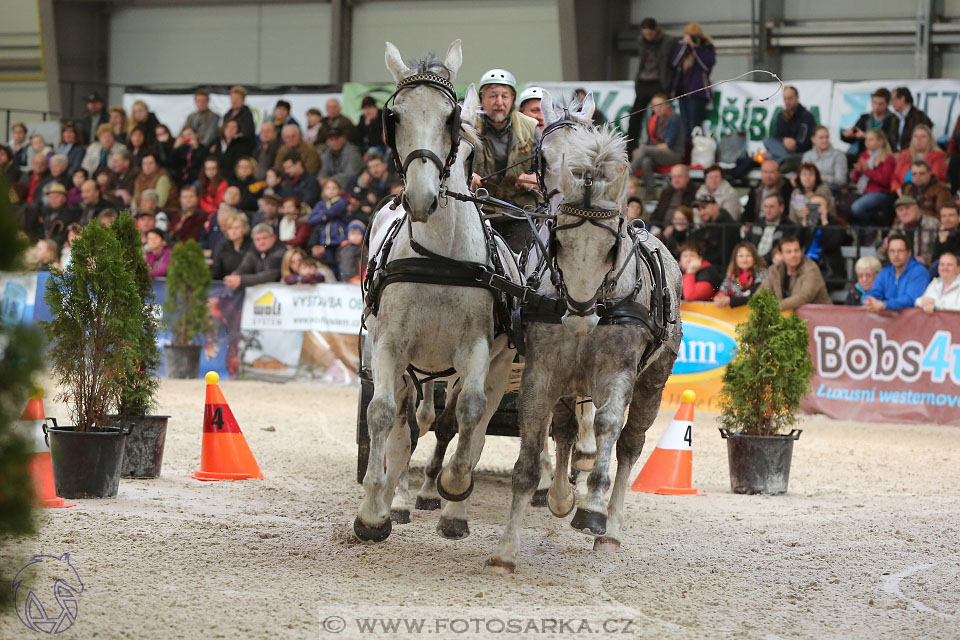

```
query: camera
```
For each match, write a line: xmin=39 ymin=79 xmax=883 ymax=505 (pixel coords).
xmin=690 ymin=34 xmax=701 ymax=45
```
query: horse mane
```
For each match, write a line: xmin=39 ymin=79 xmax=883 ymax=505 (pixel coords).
xmin=407 ymin=53 xmax=452 ymax=80
xmin=554 ymin=124 xmax=630 ymax=210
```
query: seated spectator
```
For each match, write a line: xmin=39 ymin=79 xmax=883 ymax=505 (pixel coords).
xmin=56 ymin=123 xmax=86 ymax=172
xmin=144 ymin=228 xmax=171 ymax=277
xmin=796 ymin=193 xmax=846 ymax=285
xmin=278 ymin=197 xmax=311 ymax=248
xmin=210 ymin=212 xmax=251 ymax=280
xmin=670 ymin=23 xmax=715 ymax=135
xmin=24 ymin=133 xmax=52 ymax=170
xmin=353 ymin=97 xmax=385 ymax=153
xmin=77 ymin=178 xmax=107 ymax=225
xmin=850 ymin=129 xmax=896 ymax=227
xmin=37 ymin=183 xmax=79 ymax=246
xmin=865 ymin=231 xmax=931 ymax=311
xmin=201 ymin=204 xmax=233 ymax=256
xmin=630 ymin=94 xmax=684 ymax=198
xmin=223 ymin=223 xmax=286 ymax=289
xmin=252 ymin=193 xmax=282 ymax=230
xmin=272 ymin=100 xmax=298 ymax=131
xmin=789 ymin=163 xmax=836 ymax=224
xmin=841 ymin=88 xmax=894 ymax=165
xmin=0 ymin=145 xmax=18 ymax=183
xmin=7 ymin=122 xmax=29 ymax=172
xmin=339 ymin=220 xmax=367 ymax=282
xmin=801 ymin=126 xmax=847 ymax=189
xmin=651 ymin=164 xmax=697 ymax=230
xmin=916 ymin=251 xmax=960 ymax=312
xmin=845 ymin=256 xmax=883 ymax=306
xmin=136 ymin=190 xmax=164 ymax=230
xmin=103 ymin=148 xmax=138 ymax=208
xmin=59 ymin=223 xmax=81 ymax=270
xmin=278 ymin=153 xmax=322 ymax=206
xmin=274 ymin=124 xmax=321 ymax=175
xmin=29 ymin=238 xmax=60 ymax=271
xmin=222 ymin=86 xmax=256 ymax=141
xmin=282 ymin=247 xmax=335 ymax=283
xmin=254 ymin=121 xmax=281 ymax=180
xmin=170 ymin=185 xmax=208 ymax=243
xmin=695 ymin=164 xmax=742 ymax=220
xmin=714 ymin=242 xmax=767 ymax=308
xmin=661 ymin=205 xmax=694 ymax=259
xmin=96 ymin=208 xmax=118 ymax=227
xmin=892 ymin=125 xmax=946 ymax=197
xmin=318 ymin=98 xmax=356 ymax=146
xmin=135 ymin=210 xmax=158 ymax=246
xmin=679 ymin=242 xmax=722 ymax=301
xmin=759 ymin=235 xmax=831 ymax=310
xmin=744 ymin=160 xmax=793 ymax=223
xmin=691 ymin=195 xmax=736 ymax=266
xmin=347 ymin=152 xmax=391 ymax=224
xmin=764 ymin=86 xmax=817 ymax=171
xmin=198 ymin=157 xmax=228 ymax=214
xmin=626 ymin=197 xmax=645 ymax=223
xmin=883 ymin=195 xmax=939 ymax=266
xmin=127 ymin=100 xmax=160 ymax=145
xmin=133 ymin=153 xmax=178 ymax=210
xmin=319 ymin=128 xmax=363 ymax=187
xmin=46 ymin=154 xmax=72 ymax=193
xmin=307 ymin=178 xmax=349 ymax=277
xmin=885 ymin=87 xmax=933 ymax=153
xmin=283 ymin=255 xmax=325 ymax=285
xmin=209 ymin=120 xmax=255 ymax=181
xmin=232 ymin=156 xmax=264 ymax=212
xmin=932 ymin=203 xmax=960 ymax=274
xmin=126 ymin=124 xmax=156 ymax=169
xmin=154 ymin=124 xmax=175 ymax=169
xmin=67 ymin=168 xmax=88 ymax=207
xmin=901 ymin=159 xmax=951 ymax=220
xmin=185 ymin=89 xmax=221 ymax=147
xmin=221 ymin=185 xmax=242 ymax=214
xmin=743 ymin=193 xmax=797 ymax=264
xmin=108 ymin=105 xmax=128 ymax=144
xmin=263 ymin=167 xmax=282 ymax=197
xmin=170 ymin=125 xmax=207 ymax=187
xmin=21 ymin=153 xmax=52 ymax=205
xmin=303 ymin=108 xmax=323 ymax=146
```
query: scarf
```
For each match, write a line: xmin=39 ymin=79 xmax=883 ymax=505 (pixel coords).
xmin=857 ymin=149 xmax=879 ymax=194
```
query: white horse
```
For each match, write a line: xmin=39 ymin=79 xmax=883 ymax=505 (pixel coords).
xmin=485 ymin=91 xmax=683 ymax=573
xmin=356 ymin=40 xmax=520 ymax=542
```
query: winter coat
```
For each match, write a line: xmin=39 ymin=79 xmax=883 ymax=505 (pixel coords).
xmin=760 ymin=257 xmax=832 ymax=310
xmin=891 ymin=149 xmax=947 ymax=193
xmin=770 ymin=104 xmax=818 ymax=154
xmin=307 ymin=196 xmax=348 ymax=247
xmin=851 ymin=151 xmax=896 ymax=193
xmin=917 ymin=276 xmax=960 ymax=311
xmin=866 ymin=257 xmax=931 ymax=310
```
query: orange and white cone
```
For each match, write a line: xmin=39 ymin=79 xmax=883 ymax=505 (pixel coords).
xmin=20 ymin=387 xmax=74 ymax=508
xmin=631 ymin=389 xmax=701 ymax=495
xmin=191 ymin=372 xmax=264 ymax=481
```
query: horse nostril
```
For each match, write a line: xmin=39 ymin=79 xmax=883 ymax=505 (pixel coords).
xmin=428 ymin=197 xmax=439 ymax=214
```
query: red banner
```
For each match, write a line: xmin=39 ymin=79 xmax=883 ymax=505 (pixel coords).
xmin=798 ymin=305 xmax=960 ymax=426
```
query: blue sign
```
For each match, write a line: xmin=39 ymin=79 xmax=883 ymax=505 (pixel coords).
xmin=673 ymin=322 xmax=738 ymax=376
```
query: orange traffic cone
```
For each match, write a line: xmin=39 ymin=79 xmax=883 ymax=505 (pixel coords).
xmin=20 ymin=387 xmax=74 ymax=508
xmin=191 ymin=372 xmax=264 ymax=481
xmin=631 ymin=389 xmax=701 ymax=495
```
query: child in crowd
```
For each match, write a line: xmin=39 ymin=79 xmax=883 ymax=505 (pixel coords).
xmin=29 ymin=238 xmax=60 ymax=271
xmin=339 ymin=220 xmax=367 ymax=283
xmin=626 ymin=197 xmax=644 ymax=223
xmin=68 ymin=168 xmax=88 ymax=207
xmin=308 ymin=178 xmax=349 ymax=279
xmin=278 ymin=197 xmax=311 ymax=248
xmin=264 ymin=168 xmax=283 ymax=197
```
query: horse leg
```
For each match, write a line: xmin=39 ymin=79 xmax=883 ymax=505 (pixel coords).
xmin=390 ymin=383 xmax=420 ymax=524
xmin=415 ymin=384 xmax=458 ymax=511
xmin=415 ymin=381 xmax=436 ymax=437
xmin=547 ymin=398 xmax=578 ymax=517
xmin=596 ymin=350 xmax=677 ymax=552
xmin=437 ymin=497 xmax=471 ymax=539
xmin=572 ymin=399 xmax=597 ymax=471
xmin=485 ymin=374 xmax=556 ymax=574
xmin=571 ymin=375 xmax=633 ymax=538
xmin=354 ymin=346 xmax=406 ymax=542
xmin=531 ymin=438 xmax=553 ymax=507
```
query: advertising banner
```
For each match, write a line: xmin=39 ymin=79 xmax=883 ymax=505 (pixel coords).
xmin=240 ymin=282 xmax=364 ymax=334
xmin=0 ymin=272 xmax=38 ymax=326
xmin=799 ymin=305 xmax=960 ymax=426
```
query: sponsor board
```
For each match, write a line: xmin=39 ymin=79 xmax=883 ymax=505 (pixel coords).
xmin=241 ymin=282 xmax=364 ymax=333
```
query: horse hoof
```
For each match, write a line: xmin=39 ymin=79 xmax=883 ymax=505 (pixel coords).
xmin=593 ymin=536 xmax=621 ymax=552
xmin=548 ymin=493 xmax=576 ymax=518
xmin=483 ymin=558 xmax=516 ymax=575
xmin=572 ymin=450 xmax=596 ymax=472
xmin=390 ymin=509 xmax=411 ymax=525
xmin=437 ymin=517 xmax=470 ymax=540
xmin=415 ymin=496 xmax=441 ymax=511
xmin=353 ymin=516 xmax=392 ymax=542
xmin=436 ymin=473 xmax=474 ymax=502
xmin=530 ymin=489 xmax=549 ymax=507
xmin=570 ymin=508 xmax=607 ymax=536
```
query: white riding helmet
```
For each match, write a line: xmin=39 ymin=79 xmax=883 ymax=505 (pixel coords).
xmin=517 ymin=86 xmax=544 ymax=107
xmin=479 ymin=68 xmax=517 ymax=94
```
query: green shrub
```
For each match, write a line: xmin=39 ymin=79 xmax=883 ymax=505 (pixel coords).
xmin=163 ymin=240 xmax=211 ymax=346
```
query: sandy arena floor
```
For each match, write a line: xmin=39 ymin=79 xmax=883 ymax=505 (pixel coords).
xmin=2 ymin=377 xmax=959 ymax=639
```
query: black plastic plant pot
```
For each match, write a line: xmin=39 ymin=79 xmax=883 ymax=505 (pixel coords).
xmin=106 ymin=415 xmax=170 ymax=479
xmin=719 ymin=428 xmax=802 ymax=495
xmin=45 ymin=419 xmax=131 ymax=499
xmin=165 ymin=344 xmax=201 ymax=379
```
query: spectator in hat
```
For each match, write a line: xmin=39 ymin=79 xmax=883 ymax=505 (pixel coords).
xmin=304 ymin=108 xmax=323 ymax=146
xmin=347 ymin=151 xmax=391 ymax=225
xmin=900 ymin=159 xmax=951 ymax=220
xmin=353 ymin=96 xmax=385 ymax=153
xmin=78 ymin=91 xmax=108 ymax=145
xmin=56 ymin=122 xmax=86 ymax=172
xmin=38 ymin=182 xmax=79 ymax=246
xmin=273 ymin=100 xmax=299 ymax=131
xmin=885 ymin=87 xmax=934 ymax=153
xmin=108 ymin=105 xmax=128 ymax=145
xmin=319 ymin=128 xmax=363 ymax=187
xmin=865 ymin=231 xmax=931 ymax=311
xmin=185 ymin=89 xmax=221 ymax=147
xmin=274 ymin=124 xmax=322 ymax=175
xmin=339 ymin=219 xmax=367 ymax=282
xmin=695 ymin=164 xmax=742 ymax=220
xmin=222 ymin=86 xmax=256 ymax=141
xmin=691 ymin=194 xmax=736 ymax=267
xmin=224 ymin=222 xmax=287 ymax=289
xmin=209 ymin=119 xmax=255 ymax=181
xmin=882 ymin=195 xmax=940 ymax=266
xmin=916 ymin=250 xmax=960 ymax=312
xmin=318 ymin=98 xmax=356 ymax=145
xmin=630 ymin=94 xmax=685 ymax=199
xmin=307 ymin=178 xmax=349 ymax=277
xmin=144 ymin=228 xmax=171 ymax=278
xmin=210 ymin=212 xmax=252 ymax=280
xmin=679 ymin=241 xmax=722 ymax=301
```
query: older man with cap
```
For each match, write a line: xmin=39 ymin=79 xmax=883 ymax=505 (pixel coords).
xmin=517 ymin=86 xmax=545 ymax=130
xmin=469 ymin=68 xmax=540 ymax=252
xmin=37 ymin=183 xmax=79 ymax=246
xmin=78 ymin=92 xmax=108 ymax=145
xmin=882 ymin=195 xmax=940 ymax=266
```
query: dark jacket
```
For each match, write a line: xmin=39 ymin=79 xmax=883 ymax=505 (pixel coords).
xmin=933 ymin=229 xmax=960 ymax=263
xmin=798 ymin=215 xmax=847 ymax=283
xmin=209 ymin=136 xmax=256 ymax=181
xmin=840 ymin=111 xmax=894 ymax=159
xmin=692 ymin=209 xmax=736 ymax=267
xmin=338 ymin=242 xmax=366 ymax=281
xmin=210 ymin=236 xmax=252 ymax=280
xmin=232 ymin=175 xmax=264 ymax=212
xmin=78 ymin=111 xmax=108 ymax=145
xmin=652 ymin=181 xmax=698 ymax=228
xmin=41 ymin=205 xmax=80 ymax=247
xmin=353 ymin=111 xmax=385 ymax=152
xmin=170 ymin=143 xmax=208 ymax=186
xmin=78 ymin=197 xmax=109 ymax=226
xmin=635 ymin=30 xmax=674 ymax=89
xmin=670 ymin=42 xmax=716 ymax=97
xmin=278 ymin=172 xmax=322 ymax=207
xmin=307 ymin=196 xmax=349 ymax=247
xmin=884 ymin=106 xmax=933 ymax=152
xmin=223 ymin=105 xmax=256 ymax=142
xmin=254 ymin=139 xmax=281 ymax=180
xmin=744 ymin=217 xmax=798 ymax=264
xmin=744 ymin=179 xmax=793 ymax=224
xmin=770 ymin=104 xmax=818 ymax=154
xmin=234 ymin=240 xmax=286 ymax=287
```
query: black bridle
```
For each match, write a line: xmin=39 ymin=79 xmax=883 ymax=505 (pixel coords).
xmin=382 ymin=73 xmax=462 ymax=187
xmin=532 ymin=108 xmax=578 ymax=198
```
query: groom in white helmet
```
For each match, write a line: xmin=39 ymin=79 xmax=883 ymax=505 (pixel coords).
xmin=470 ymin=68 xmax=540 ymax=252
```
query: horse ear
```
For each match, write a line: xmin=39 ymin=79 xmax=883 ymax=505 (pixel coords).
xmin=541 ymin=89 xmax=559 ymax=129
xmin=461 ymin=84 xmax=480 ymax=124
xmin=575 ymin=91 xmax=596 ymax=121
xmin=385 ymin=42 xmax=411 ymax=83
xmin=444 ymin=39 xmax=463 ymax=81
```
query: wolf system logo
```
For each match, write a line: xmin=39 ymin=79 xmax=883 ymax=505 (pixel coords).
xmin=12 ymin=553 xmax=84 ymax=634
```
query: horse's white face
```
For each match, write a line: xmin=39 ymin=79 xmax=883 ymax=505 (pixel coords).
xmin=539 ymin=89 xmax=596 ymax=211
xmin=554 ymin=213 xmax=619 ymax=336
xmin=385 ymin=40 xmax=463 ymax=222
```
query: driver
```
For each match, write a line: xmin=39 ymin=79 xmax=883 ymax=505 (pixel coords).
xmin=470 ymin=68 xmax=540 ymax=253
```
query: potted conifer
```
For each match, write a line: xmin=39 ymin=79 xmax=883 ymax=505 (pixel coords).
xmin=718 ymin=289 xmax=814 ymax=495
xmin=106 ymin=215 xmax=169 ymax=478
xmin=43 ymin=220 xmax=139 ymax=498
xmin=163 ymin=239 xmax=211 ymax=378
